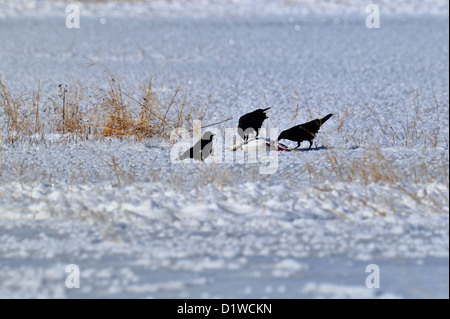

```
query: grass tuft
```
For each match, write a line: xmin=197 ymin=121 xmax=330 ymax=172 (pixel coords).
xmin=0 ymin=70 xmax=206 ymax=143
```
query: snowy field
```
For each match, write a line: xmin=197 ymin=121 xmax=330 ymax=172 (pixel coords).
xmin=0 ymin=0 xmax=449 ymax=298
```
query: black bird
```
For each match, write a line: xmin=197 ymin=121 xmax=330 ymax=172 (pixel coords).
xmin=178 ymin=131 xmax=215 ymax=161
xmin=238 ymin=107 xmax=270 ymax=142
xmin=277 ymin=113 xmax=333 ymax=150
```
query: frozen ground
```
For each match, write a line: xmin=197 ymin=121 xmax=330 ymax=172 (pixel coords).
xmin=0 ymin=1 xmax=449 ymax=298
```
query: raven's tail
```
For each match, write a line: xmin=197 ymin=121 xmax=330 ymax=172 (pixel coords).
xmin=320 ymin=113 xmax=333 ymax=124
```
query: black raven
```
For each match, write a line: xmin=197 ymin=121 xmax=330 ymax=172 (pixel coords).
xmin=238 ymin=107 xmax=270 ymax=142
xmin=277 ymin=113 xmax=333 ymax=150
xmin=178 ymin=131 xmax=215 ymax=161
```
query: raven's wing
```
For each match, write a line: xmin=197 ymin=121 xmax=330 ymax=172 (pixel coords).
xmin=299 ymin=119 xmax=322 ymax=135
xmin=200 ymin=140 xmax=214 ymax=161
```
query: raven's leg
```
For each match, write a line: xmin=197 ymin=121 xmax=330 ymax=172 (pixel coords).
xmin=308 ymin=140 xmax=313 ymax=150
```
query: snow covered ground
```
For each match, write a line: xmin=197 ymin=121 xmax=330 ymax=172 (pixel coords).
xmin=0 ymin=0 xmax=448 ymax=298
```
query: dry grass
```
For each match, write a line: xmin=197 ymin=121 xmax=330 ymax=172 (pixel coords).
xmin=303 ymin=146 xmax=449 ymax=186
xmin=54 ymin=82 xmax=88 ymax=138
xmin=302 ymin=145 xmax=449 ymax=216
xmin=346 ymin=89 xmax=447 ymax=149
xmin=1 ymin=75 xmax=444 ymax=150
xmin=0 ymin=71 xmax=206 ymax=144
xmin=0 ymin=79 xmax=42 ymax=143
xmin=325 ymin=148 xmax=398 ymax=184
xmin=299 ymin=93 xmax=449 ymax=210
xmin=0 ymin=76 xmax=447 ymax=207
